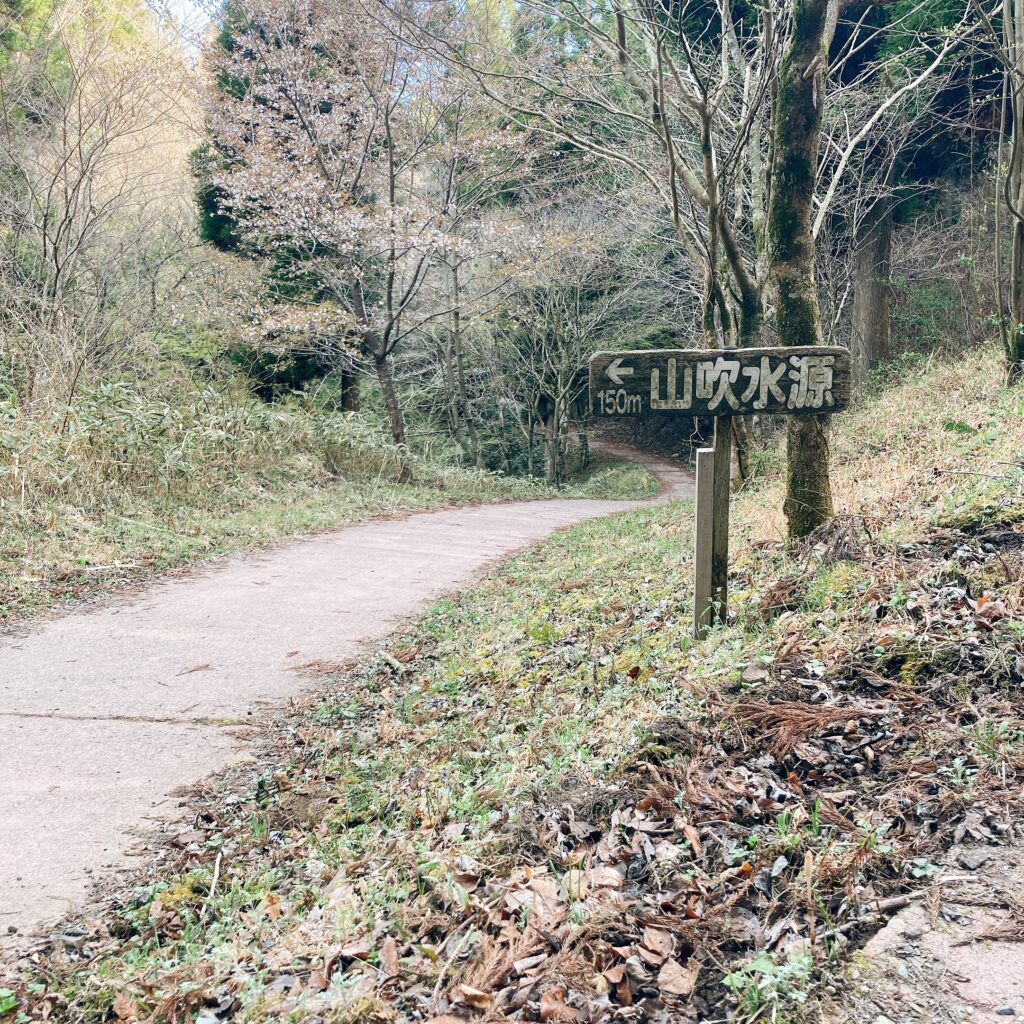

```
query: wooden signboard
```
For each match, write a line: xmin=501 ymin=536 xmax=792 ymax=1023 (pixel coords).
xmin=589 ymin=346 xmax=851 ymax=419
xmin=588 ymin=346 xmax=851 ymax=639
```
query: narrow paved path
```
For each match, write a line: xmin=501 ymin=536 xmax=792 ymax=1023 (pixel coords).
xmin=0 ymin=449 xmax=692 ymax=940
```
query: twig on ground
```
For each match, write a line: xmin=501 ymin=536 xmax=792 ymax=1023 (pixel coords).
xmin=201 ymin=851 xmax=223 ymax=922
xmin=815 ymin=894 xmax=922 ymax=941
xmin=431 ymin=925 xmax=477 ymax=1013
xmin=383 ymin=653 xmax=408 ymax=674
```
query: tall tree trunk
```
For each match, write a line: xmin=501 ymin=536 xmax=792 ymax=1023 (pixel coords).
xmin=544 ymin=414 xmax=559 ymax=484
xmin=737 ymin=294 xmax=763 ymax=349
xmin=544 ymin=405 xmax=562 ymax=485
xmin=1009 ymin=141 xmax=1024 ymax=378
xmin=448 ymin=266 xmax=482 ymax=465
xmin=496 ymin=403 xmax=511 ymax=474
xmin=1000 ymin=0 xmax=1024 ymax=382
xmin=731 ymin=417 xmax=752 ymax=481
xmin=340 ymin=366 xmax=359 ymax=412
xmin=851 ymin=197 xmax=893 ymax=382
xmin=732 ymin=295 xmax=763 ymax=484
xmin=442 ymin=338 xmax=473 ymax=461
xmin=1010 ymin=217 xmax=1024 ymax=381
xmin=768 ymin=0 xmax=837 ymax=539
xmin=452 ymin=324 xmax=482 ymax=466
xmin=374 ymin=354 xmax=407 ymax=447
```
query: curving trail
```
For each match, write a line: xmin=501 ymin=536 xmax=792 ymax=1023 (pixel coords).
xmin=0 ymin=448 xmax=693 ymax=941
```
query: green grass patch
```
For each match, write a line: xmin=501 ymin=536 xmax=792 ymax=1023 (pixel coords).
xmin=8 ymin=350 xmax=1024 ymax=1023
xmin=1 ymin=377 xmax=657 ymax=622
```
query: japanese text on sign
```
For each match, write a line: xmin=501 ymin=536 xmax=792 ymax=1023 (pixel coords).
xmin=589 ymin=346 xmax=851 ymax=418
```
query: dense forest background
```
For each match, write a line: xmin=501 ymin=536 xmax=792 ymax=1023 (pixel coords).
xmin=1 ymin=0 xmax=1021 ymax=560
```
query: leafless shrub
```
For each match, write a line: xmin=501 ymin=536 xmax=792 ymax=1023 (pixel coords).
xmin=0 ymin=0 xmax=199 ymax=412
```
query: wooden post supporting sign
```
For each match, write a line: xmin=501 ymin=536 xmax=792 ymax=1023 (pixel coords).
xmin=693 ymin=447 xmax=715 ymax=639
xmin=710 ymin=415 xmax=731 ymax=628
xmin=589 ymin=346 xmax=851 ymax=638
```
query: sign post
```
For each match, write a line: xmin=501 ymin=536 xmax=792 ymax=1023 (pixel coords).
xmin=693 ymin=447 xmax=715 ymax=637
xmin=589 ymin=346 xmax=851 ymax=637
xmin=711 ymin=414 xmax=731 ymax=630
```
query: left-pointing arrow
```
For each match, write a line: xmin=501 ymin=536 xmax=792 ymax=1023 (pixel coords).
xmin=606 ymin=357 xmax=634 ymax=386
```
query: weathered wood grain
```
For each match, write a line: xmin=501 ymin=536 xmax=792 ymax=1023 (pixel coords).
xmin=711 ymin=419 xmax=731 ymax=625
xmin=693 ymin=447 xmax=715 ymax=639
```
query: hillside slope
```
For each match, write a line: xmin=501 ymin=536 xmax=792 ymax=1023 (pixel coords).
xmin=3 ymin=348 xmax=1022 ymax=1023
xmin=1 ymin=383 xmax=655 ymax=623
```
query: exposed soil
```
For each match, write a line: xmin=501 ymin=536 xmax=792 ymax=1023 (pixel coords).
xmin=826 ymin=847 xmax=1024 ymax=1023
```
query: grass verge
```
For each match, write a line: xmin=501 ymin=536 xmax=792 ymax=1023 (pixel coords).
xmin=2 ymin=349 xmax=1022 ymax=1023
xmin=1 ymin=405 xmax=655 ymax=624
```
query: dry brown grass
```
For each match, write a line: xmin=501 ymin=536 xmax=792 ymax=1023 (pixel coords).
xmin=731 ymin=699 xmax=885 ymax=757
xmin=734 ymin=347 xmax=1024 ymax=544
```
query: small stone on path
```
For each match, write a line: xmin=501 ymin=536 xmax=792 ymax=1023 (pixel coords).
xmin=957 ymin=848 xmax=992 ymax=870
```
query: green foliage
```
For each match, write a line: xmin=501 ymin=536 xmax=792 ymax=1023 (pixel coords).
xmin=909 ymin=856 xmax=939 ymax=878
xmin=879 ymin=0 xmax=972 ymax=63
xmin=0 ymin=0 xmax=52 ymax=58
xmin=969 ymin=719 xmax=1024 ymax=765
xmin=890 ymin=278 xmax=969 ymax=356
xmin=801 ymin=561 xmax=871 ymax=613
xmin=191 ymin=143 xmax=241 ymax=253
xmin=0 ymin=370 xmax=599 ymax=515
xmin=570 ymin=459 xmax=660 ymax=499
xmin=225 ymin=344 xmax=337 ymax=400
xmin=722 ymin=951 xmax=814 ymax=1020
xmin=0 ymin=363 xmax=657 ymax=619
xmin=1 ymin=378 xmax=332 ymax=504
xmin=857 ymin=349 xmax=930 ymax=400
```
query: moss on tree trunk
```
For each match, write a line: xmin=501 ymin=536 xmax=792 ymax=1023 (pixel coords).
xmin=1009 ymin=217 xmax=1024 ymax=384
xmin=768 ymin=0 xmax=836 ymax=539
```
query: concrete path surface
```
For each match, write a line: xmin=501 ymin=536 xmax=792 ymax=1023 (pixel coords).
xmin=0 ymin=449 xmax=693 ymax=942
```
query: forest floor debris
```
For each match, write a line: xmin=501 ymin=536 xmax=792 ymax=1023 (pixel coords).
xmin=823 ymin=847 xmax=1024 ymax=1023
xmin=2 ymin=355 xmax=1022 ymax=1023
xmin=4 ymin=485 xmax=1022 ymax=1023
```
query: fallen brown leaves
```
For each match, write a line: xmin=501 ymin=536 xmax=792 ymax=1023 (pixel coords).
xmin=730 ymin=700 xmax=886 ymax=758
xmin=5 ymin=514 xmax=1023 ymax=1024
xmin=290 ymin=519 xmax=1021 ymax=1021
